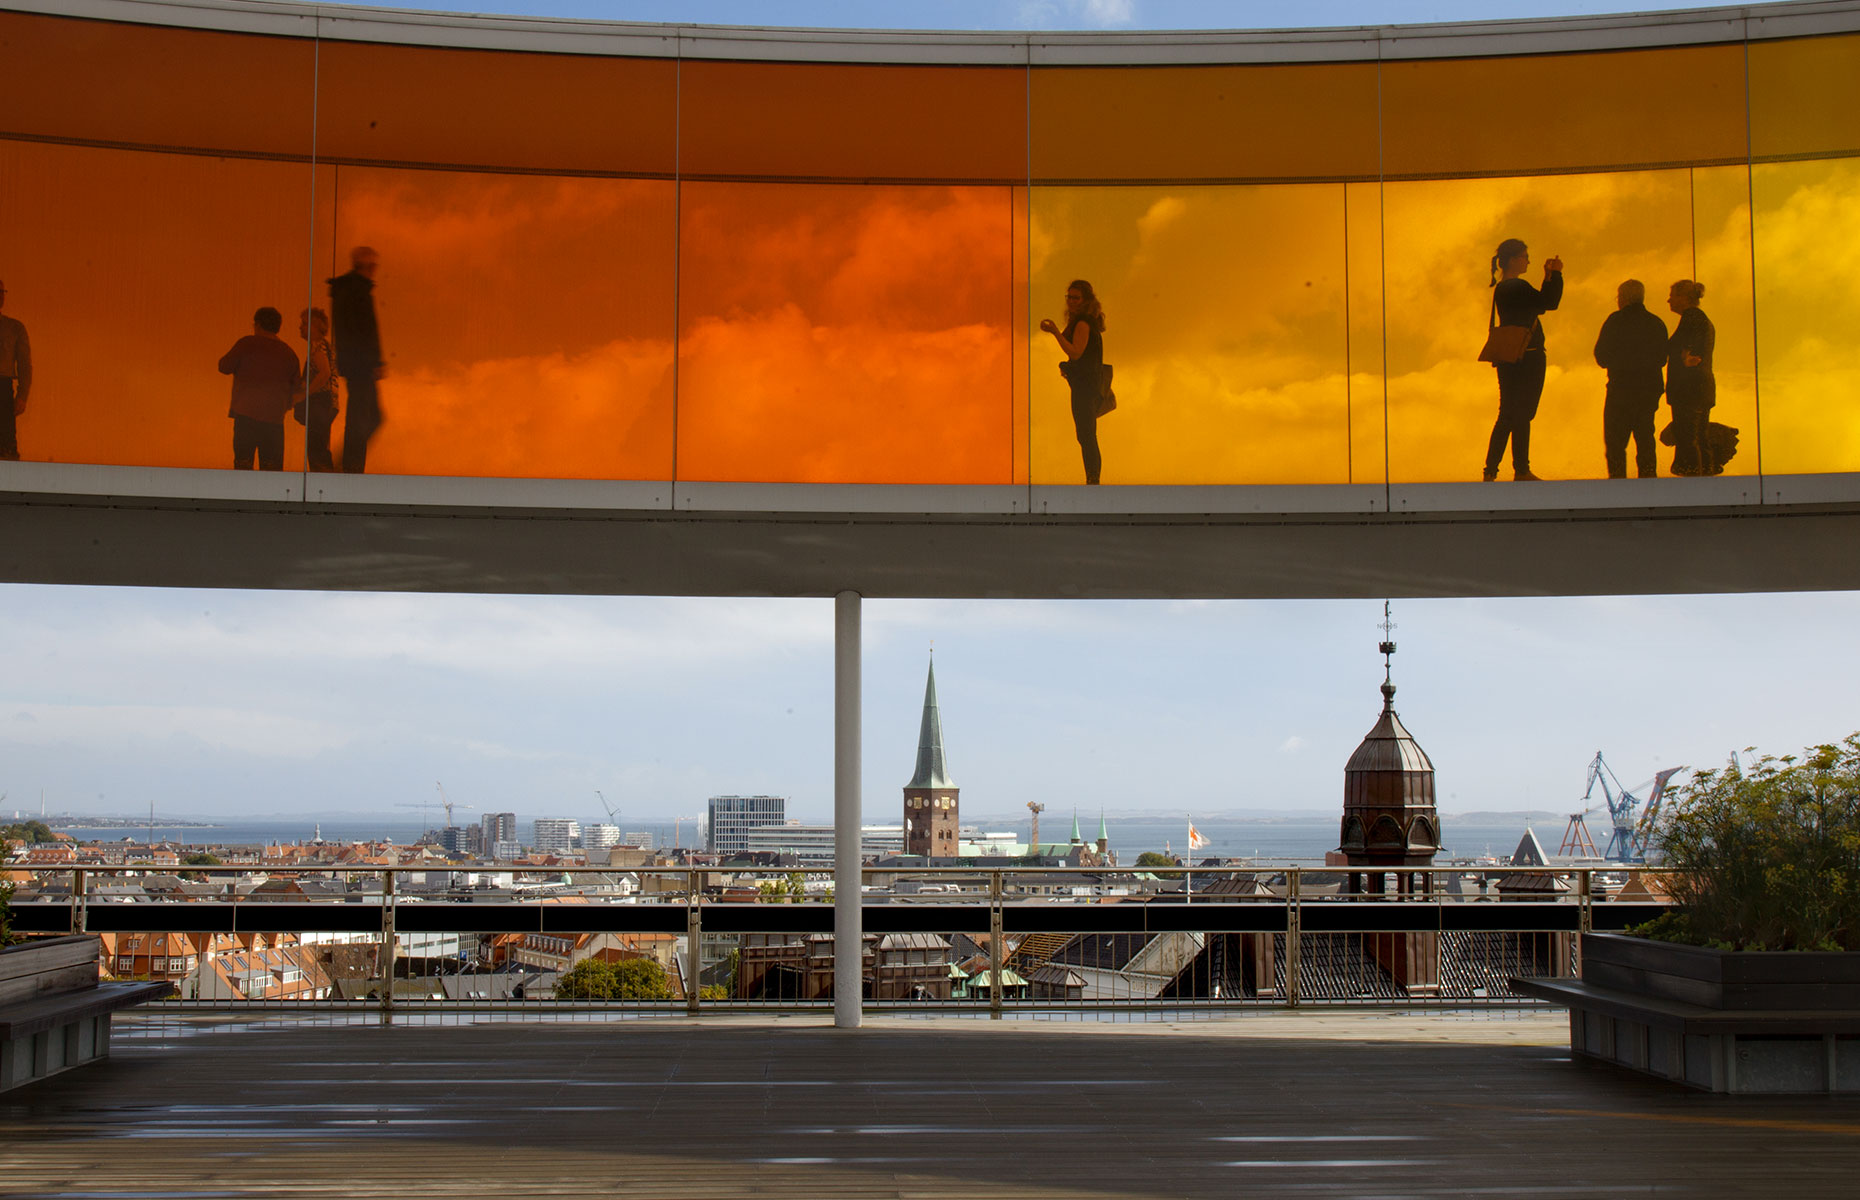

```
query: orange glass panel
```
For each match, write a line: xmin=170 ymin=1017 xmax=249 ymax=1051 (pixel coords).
xmin=1382 ymin=45 xmax=1746 ymax=178
xmin=319 ymin=166 xmax=676 ymax=480
xmin=1031 ymin=63 xmax=1379 ymax=183
xmin=0 ymin=10 xmax=314 ymax=156
xmin=678 ymin=60 xmax=1024 ymax=181
xmin=1752 ymin=157 xmax=1860 ymax=474
xmin=1384 ymin=169 xmax=1710 ymax=483
xmin=1749 ymin=34 xmax=1860 ymax=160
xmin=1028 ymin=184 xmax=1355 ymax=485
xmin=677 ymin=181 xmax=1013 ymax=484
xmin=0 ymin=140 xmax=312 ymax=470
xmin=315 ymin=41 xmax=676 ymax=175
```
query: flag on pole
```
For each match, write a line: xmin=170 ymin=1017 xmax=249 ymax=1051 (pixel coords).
xmin=1187 ymin=821 xmax=1209 ymax=851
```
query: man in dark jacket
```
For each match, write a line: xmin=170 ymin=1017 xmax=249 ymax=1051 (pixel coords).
xmin=329 ymin=246 xmax=385 ymax=473
xmin=1593 ymin=279 xmax=1669 ymax=479
xmin=217 ymin=306 xmax=300 ymax=471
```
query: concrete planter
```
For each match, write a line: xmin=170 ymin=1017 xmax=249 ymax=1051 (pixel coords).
xmin=1518 ymin=932 xmax=1860 ymax=1093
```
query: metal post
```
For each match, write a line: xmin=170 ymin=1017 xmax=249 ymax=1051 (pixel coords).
xmin=989 ymin=870 xmax=1004 ymax=1021
xmin=70 ymin=868 xmax=87 ymax=935
xmin=833 ymin=591 xmax=862 ymax=1029
xmin=379 ymin=869 xmax=397 ymax=1023
xmin=686 ymin=868 xmax=702 ymax=1016
xmin=1284 ymin=866 xmax=1301 ymax=1009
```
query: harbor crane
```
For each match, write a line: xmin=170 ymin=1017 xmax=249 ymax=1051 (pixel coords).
xmin=1027 ymin=802 xmax=1045 ymax=850
xmin=596 ymin=789 xmax=619 ymax=825
xmin=1569 ymin=753 xmax=1686 ymax=862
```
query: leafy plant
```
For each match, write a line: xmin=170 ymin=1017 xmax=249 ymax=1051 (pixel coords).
xmin=0 ymin=877 xmax=14 ymax=948
xmin=552 ymin=956 xmax=673 ymax=1000
xmin=1644 ymin=733 xmax=1860 ymax=952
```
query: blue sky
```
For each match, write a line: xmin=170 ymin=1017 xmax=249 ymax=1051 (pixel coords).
xmin=3 ymin=586 xmax=1856 ymax=825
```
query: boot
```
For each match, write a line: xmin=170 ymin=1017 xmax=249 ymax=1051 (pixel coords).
xmin=1513 ymin=468 xmax=1542 ymax=482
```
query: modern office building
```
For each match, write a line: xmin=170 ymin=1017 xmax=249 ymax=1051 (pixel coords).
xmin=531 ymin=819 xmax=580 ymax=855
xmin=706 ymin=796 xmax=786 ymax=856
xmin=584 ymin=823 xmax=621 ymax=851
xmin=744 ymin=823 xmax=906 ymax=864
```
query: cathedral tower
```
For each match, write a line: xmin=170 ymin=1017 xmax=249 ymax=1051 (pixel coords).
xmin=903 ymin=655 xmax=958 ymax=858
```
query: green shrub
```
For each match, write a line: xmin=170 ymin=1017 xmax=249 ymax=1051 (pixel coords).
xmin=1649 ymin=733 xmax=1860 ymax=952
xmin=552 ymin=956 xmax=674 ymax=1000
xmin=0 ymin=877 xmax=13 ymax=948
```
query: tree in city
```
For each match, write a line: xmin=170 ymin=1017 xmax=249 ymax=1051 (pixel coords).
xmin=0 ymin=877 xmax=15 ymax=948
xmin=1 ymin=820 xmax=55 ymax=845
xmin=1644 ymin=732 xmax=1860 ymax=952
xmin=179 ymin=851 xmax=223 ymax=883
xmin=553 ymin=956 xmax=674 ymax=1000
xmin=1135 ymin=851 xmax=1181 ymax=869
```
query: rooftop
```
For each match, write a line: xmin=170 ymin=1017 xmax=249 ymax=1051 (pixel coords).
xmin=7 ymin=1010 xmax=1859 ymax=1196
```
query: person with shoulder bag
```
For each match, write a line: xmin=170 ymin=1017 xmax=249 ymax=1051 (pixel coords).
xmin=1478 ymin=237 xmax=1564 ymax=481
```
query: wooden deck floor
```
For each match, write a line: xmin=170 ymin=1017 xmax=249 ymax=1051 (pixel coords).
xmin=4 ymin=1010 xmax=1859 ymax=1198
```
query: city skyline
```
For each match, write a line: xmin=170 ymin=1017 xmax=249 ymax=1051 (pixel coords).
xmin=3 ymin=585 xmax=1855 ymax=827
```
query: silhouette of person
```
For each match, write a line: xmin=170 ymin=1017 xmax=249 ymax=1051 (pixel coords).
xmin=1593 ymin=279 xmax=1669 ymax=479
xmin=1483 ymin=238 xmax=1564 ymax=482
xmin=1039 ymin=279 xmax=1106 ymax=485
xmin=296 ymin=307 xmax=338 ymax=472
xmin=329 ymin=246 xmax=385 ymax=474
xmin=1665 ymin=279 xmax=1717 ymax=476
xmin=0 ymin=279 xmax=32 ymax=461
xmin=217 ymin=306 xmax=301 ymax=471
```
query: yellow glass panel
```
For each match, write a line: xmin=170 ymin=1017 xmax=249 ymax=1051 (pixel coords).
xmin=315 ymin=41 xmax=677 ymax=176
xmin=1690 ymin=164 xmax=1756 ymax=477
xmin=1382 ymin=45 xmax=1746 ymax=178
xmin=0 ymin=11 xmax=315 ymax=156
xmin=0 ymin=140 xmax=312 ymax=470
xmin=319 ymin=166 xmax=676 ymax=480
xmin=679 ymin=60 xmax=1025 ymax=182
xmin=676 ymin=182 xmax=1014 ymax=485
xmin=1345 ymin=180 xmax=1387 ymax=485
xmin=1749 ymin=34 xmax=1860 ymax=161
xmin=1751 ymin=157 xmax=1860 ymax=474
xmin=1384 ymin=169 xmax=1707 ymax=483
xmin=1028 ymin=184 xmax=1354 ymax=485
xmin=1031 ymin=62 xmax=1379 ymax=183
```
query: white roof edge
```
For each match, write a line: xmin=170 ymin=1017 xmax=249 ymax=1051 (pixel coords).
xmin=9 ymin=0 xmax=1860 ymax=63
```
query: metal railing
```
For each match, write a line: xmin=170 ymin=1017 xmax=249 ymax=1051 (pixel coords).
xmin=5 ymin=862 xmax=1674 ymax=1017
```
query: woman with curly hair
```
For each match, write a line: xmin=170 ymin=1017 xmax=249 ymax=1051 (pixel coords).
xmin=1040 ymin=279 xmax=1106 ymax=485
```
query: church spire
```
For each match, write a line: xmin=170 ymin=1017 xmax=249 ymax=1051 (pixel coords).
xmin=1378 ymin=599 xmax=1398 ymax=712
xmin=906 ymin=653 xmax=954 ymax=789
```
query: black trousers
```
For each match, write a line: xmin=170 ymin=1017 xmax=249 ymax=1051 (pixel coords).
xmin=0 ymin=377 xmax=15 ymax=460
xmin=1670 ymin=401 xmax=1714 ymax=475
xmin=341 ymin=373 xmax=381 ymax=474
xmin=304 ymin=393 xmax=337 ymax=471
xmin=1486 ymin=352 xmax=1546 ymax=473
xmin=1603 ymin=394 xmax=1659 ymax=478
xmin=232 ymin=414 xmax=284 ymax=471
xmin=1069 ymin=387 xmax=1101 ymax=485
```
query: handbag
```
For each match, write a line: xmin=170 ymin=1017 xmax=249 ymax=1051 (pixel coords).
xmin=1096 ymin=362 xmax=1117 ymax=417
xmin=1477 ymin=292 xmax=1536 ymax=365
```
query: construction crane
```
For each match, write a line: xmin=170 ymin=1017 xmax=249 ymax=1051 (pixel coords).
xmin=595 ymin=790 xmax=619 ymax=825
xmin=1027 ymin=802 xmax=1045 ymax=850
xmin=1577 ymin=753 xmax=1686 ymax=862
xmin=435 ymin=782 xmax=470 ymax=829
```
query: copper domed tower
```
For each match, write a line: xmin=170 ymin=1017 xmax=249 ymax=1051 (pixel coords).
xmin=1338 ymin=604 xmax=1440 ymax=877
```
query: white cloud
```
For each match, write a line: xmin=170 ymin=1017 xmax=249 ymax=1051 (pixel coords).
xmin=1279 ymin=736 xmax=1306 ymax=754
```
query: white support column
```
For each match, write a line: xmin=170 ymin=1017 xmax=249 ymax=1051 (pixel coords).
xmin=833 ymin=591 xmax=862 ymax=1029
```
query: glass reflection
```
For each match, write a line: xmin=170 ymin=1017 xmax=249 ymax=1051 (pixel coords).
xmin=1384 ymin=169 xmax=1713 ymax=483
xmin=318 ymin=167 xmax=677 ymax=479
xmin=1029 ymin=184 xmax=1354 ymax=485
xmin=1751 ymin=157 xmax=1860 ymax=475
xmin=676 ymin=182 xmax=1014 ymax=485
